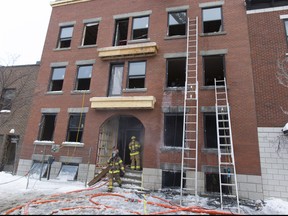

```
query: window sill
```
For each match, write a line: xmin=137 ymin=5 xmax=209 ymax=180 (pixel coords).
xmin=71 ymin=90 xmax=91 ymax=95
xmin=200 ymin=31 xmax=227 ymax=37
xmin=201 ymin=148 xmax=218 ymax=154
xmin=200 ymin=85 xmax=225 ymax=90
xmin=160 ymin=146 xmax=182 ymax=152
xmin=164 ymin=87 xmax=185 ymax=91
xmin=46 ymin=91 xmax=64 ymax=95
xmin=53 ymin=47 xmax=71 ymax=51
xmin=127 ymin=38 xmax=151 ymax=44
xmin=33 ymin=140 xmax=55 ymax=145
xmin=0 ymin=110 xmax=11 ymax=114
xmin=61 ymin=142 xmax=84 ymax=147
xmin=122 ymin=88 xmax=147 ymax=93
xmin=164 ymin=35 xmax=186 ymax=40
xmin=78 ymin=44 xmax=97 ymax=49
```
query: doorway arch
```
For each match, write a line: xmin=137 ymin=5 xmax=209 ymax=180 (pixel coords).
xmin=97 ymin=115 xmax=144 ymax=166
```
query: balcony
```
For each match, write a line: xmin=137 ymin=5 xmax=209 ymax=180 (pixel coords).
xmin=97 ymin=42 xmax=158 ymax=60
xmin=90 ymin=96 xmax=156 ymax=110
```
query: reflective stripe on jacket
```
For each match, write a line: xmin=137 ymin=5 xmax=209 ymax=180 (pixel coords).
xmin=129 ymin=141 xmax=140 ymax=156
xmin=107 ymin=156 xmax=124 ymax=174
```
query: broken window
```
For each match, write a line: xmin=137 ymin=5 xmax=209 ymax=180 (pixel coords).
xmin=113 ymin=19 xmax=129 ymax=46
xmin=49 ymin=67 xmax=66 ymax=91
xmin=57 ymin=26 xmax=74 ymax=48
xmin=167 ymin=58 xmax=186 ymax=88
xmin=30 ymin=162 xmax=48 ymax=179
xmin=284 ymin=20 xmax=288 ymax=43
xmin=109 ymin=64 xmax=124 ymax=96
xmin=57 ymin=164 xmax=78 ymax=181
xmin=203 ymin=55 xmax=225 ymax=86
xmin=38 ymin=114 xmax=56 ymax=141
xmin=75 ymin=65 xmax=92 ymax=90
xmin=205 ymin=170 xmax=231 ymax=194
xmin=132 ymin=16 xmax=149 ymax=40
xmin=66 ymin=113 xmax=85 ymax=142
xmin=204 ymin=113 xmax=217 ymax=148
xmin=202 ymin=7 xmax=223 ymax=34
xmin=164 ymin=113 xmax=183 ymax=147
xmin=127 ymin=61 xmax=146 ymax=89
xmin=82 ymin=22 xmax=98 ymax=46
xmin=162 ymin=170 xmax=184 ymax=188
xmin=168 ymin=11 xmax=187 ymax=36
xmin=0 ymin=88 xmax=16 ymax=111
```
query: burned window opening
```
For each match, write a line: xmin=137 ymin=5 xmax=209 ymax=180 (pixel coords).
xmin=203 ymin=55 xmax=225 ymax=86
xmin=66 ymin=114 xmax=85 ymax=142
xmin=132 ymin=16 xmax=149 ymax=40
xmin=205 ymin=171 xmax=232 ymax=194
xmin=202 ymin=7 xmax=223 ymax=34
xmin=162 ymin=170 xmax=184 ymax=189
xmin=49 ymin=67 xmax=66 ymax=91
xmin=38 ymin=114 xmax=56 ymax=141
xmin=167 ymin=58 xmax=186 ymax=87
xmin=204 ymin=113 xmax=217 ymax=148
xmin=164 ymin=113 xmax=183 ymax=147
xmin=58 ymin=26 xmax=73 ymax=48
xmin=75 ymin=65 xmax=92 ymax=91
xmin=127 ymin=61 xmax=146 ymax=89
xmin=114 ymin=19 xmax=129 ymax=46
xmin=168 ymin=11 xmax=187 ymax=36
xmin=83 ymin=23 xmax=98 ymax=46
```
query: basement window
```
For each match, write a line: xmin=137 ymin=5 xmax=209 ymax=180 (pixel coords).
xmin=57 ymin=164 xmax=78 ymax=181
xmin=57 ymin=26 xmax=74 ymax=48
xmin=204 ymin=113 xmax=217 ymax=149
xmin=202 ymin=7 xmax=223 ymax=34
xmin=0 ymin=88 xmax=16 ymax=111
xmin=167 ymin=58 xmax=186 ymax=88
xmin=205 ymin=171 xmax=232 ymax=194
xmin=168 ymin=11 xmax=187 ymax=36
xmin=66 ymin=114 xmax=85 ymax=142
xmin=38 ymin=114 xmax=56 ymax=141
xmin=49 ymin=67 xmax=66 ymax=91
xmin=82 ymin=22 xmax=98 ymax=46
xmin=30 ymin=162 xmax=48 ymax=179
xmin=164 ymin=113 xmax=183 ymax=147
xmin=132 ymin=16 xmax=149 ymax=40
xmin=113 ymin=18 xmax=129 ymax=46
xmin=75 ymin=65 xmax=92 ymax=90
xmin=109 ymin=64 xmax=124 ymax=96
xmin=203 ymin=55 xmax=225 ymax=86
xmin=162 ymin=170 xmax=184 ymax=189
xmin=127 ymin=61 xmax=146 ymax=89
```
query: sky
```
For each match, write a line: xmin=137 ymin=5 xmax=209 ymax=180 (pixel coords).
xmin=0 ymin=171 xmax=288 ymax=215
xmin=0 ymin=0 xmax=52 ymax=66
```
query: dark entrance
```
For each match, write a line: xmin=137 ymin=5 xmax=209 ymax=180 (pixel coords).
xmin=116 ymin=116 xmax=143 ymax=165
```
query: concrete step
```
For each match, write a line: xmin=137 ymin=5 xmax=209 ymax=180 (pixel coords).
xmin=122 ymin=167 xmax=142 ymax=188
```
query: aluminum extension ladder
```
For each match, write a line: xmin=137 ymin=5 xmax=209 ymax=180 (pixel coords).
xmin=180 ymin=17 xmax=199 ymax=205
xmin=214 ymin=78 xmax=240 ymax=213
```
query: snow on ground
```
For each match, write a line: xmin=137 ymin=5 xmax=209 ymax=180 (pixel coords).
xmin=0 ymin=171 xmax=287 ymax=215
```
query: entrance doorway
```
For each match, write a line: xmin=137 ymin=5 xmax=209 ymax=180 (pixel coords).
xmin=97 ymin=115 xmax=144 ymax=166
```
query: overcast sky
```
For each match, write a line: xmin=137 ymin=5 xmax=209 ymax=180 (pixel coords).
xmin=0 ymin=0 xmax=52 ymax=66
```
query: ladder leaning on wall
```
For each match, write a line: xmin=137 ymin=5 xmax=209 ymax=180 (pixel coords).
xmin=180 ymin=16 xmax=199 ymax=205
xmin=214 ymin=78 xmax=240 ymax=213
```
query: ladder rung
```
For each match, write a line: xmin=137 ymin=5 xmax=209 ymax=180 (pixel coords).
xmin=183 ymin=167 xmax=196 ymax=171
xmin=220 ymin=162 xmax=234 ymax=165
xmin=183 ymin=148 xmax=196 ymax=151
xmin=221 ymin=183 xmax=236 ymax=187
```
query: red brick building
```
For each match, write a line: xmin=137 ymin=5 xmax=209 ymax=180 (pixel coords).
xmin=18 ymin=0 xmax=268 ymax=201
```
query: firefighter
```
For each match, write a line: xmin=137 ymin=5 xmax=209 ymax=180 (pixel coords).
xmin=107 ymin=148 xmax=125 ymax=192
xmin=128 ymin=136 xmax=141 ymax=170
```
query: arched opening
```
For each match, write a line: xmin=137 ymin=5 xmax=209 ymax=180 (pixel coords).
xmin=97 ymin=115 xmax=144 ymax=166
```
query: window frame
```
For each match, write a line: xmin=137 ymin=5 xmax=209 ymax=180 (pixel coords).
xmin=66 ymin=113 xmax=86 ymax=143
xmin=108 ymin=63 xmax=124 ymax=96
xmin=203 ymin=112 xmax=218 ymax=149
xmin=48 ymin=67 xmax=66 ymax=92
xmin=167 ymin=10 xmax=187 ymax=37
xmin=75 ymin=65 xmax=93 ymax=91
xmin=203 ymin=54 xmax=225 ymax=86
xmin=127 ymin=61 xmax=146 ymax=89
xmin=57 ymin=26 xmax=74 ymax=48
xmin=38 ymin=113 xmax=57 ymax=141
xmin=0 ymin=88 xmax=16 ymax=111
xmin=166 ymin=57 xmax=186 ymax=88
xmin=202 ymin=6 xmax=223 ymax=34
xmin=164 ymin=113 xmax=184 ymax=147
xmin=81 ymin=22 xmax=99 ymax=46
xmin=131 ymin=16 xmax=149 ymax=40
xmin=284 ymin=19 xmax=288 ymax=43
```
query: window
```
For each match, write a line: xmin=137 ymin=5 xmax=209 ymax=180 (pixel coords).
xmin=57 ymin=164 xmax=78 ymax=181
xmin=0 ymin=88 xmax=16 ymax=110
xmin=49 ymin=67 xmax=66 ymax=91
xmin=284 ymin=20 xmax=288 ymax=42
xmin=168 ymin=11 xmax=187 ymax=36
xmin=82 ymin=22 xmax=98 ymax=46
xmin=127 ymin=61 xmax=146 ymax=89
xmin=66 ymin=114 xmax=85 ymax=142
xmin=113 ymin=19 xmax=129 ymax=46
xmin=109 ymin=64 xmax=124 ymax=96
xmin=164 ymin=113 xmax=183 ymax=147
xmin=205 ymin=170 xmax=231 ymax=194
xmin=202 ymin=7 xmax=223 ymax=34
xmin=203 ymin=55 xmax=225 ymax=86
xmin=167 ymin=58 xmax=186 ymax=87
xmin=162 ymin=170 xmax=184 ymax=189
xmin=132 ymin=16 xmax=149 ymax=40
xmin=57 ymin=26 xmax=74 ymax=48
xmin=75 ymin=65 xmax=92 ymax=90
xmin=204 ymin=113 xmax=217 ymax=148
xmin=38 ymin=114 xmax=56 ymax=141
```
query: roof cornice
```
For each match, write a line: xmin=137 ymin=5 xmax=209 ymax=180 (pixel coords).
xmin=50 ymin=0 xmax=93 ymax=7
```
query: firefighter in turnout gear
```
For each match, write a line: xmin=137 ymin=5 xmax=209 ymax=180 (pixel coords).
xmin=128 ymin=136 xmax=141 ymax=170
xmin=107 ymin=149 xmax=125 ymax=192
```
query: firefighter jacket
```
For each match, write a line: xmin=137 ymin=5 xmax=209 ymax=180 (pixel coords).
xmin=107 ymin=156 xmax=125 ymax=174
xmin=129 ymin=140 xmax=141 ymax=156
